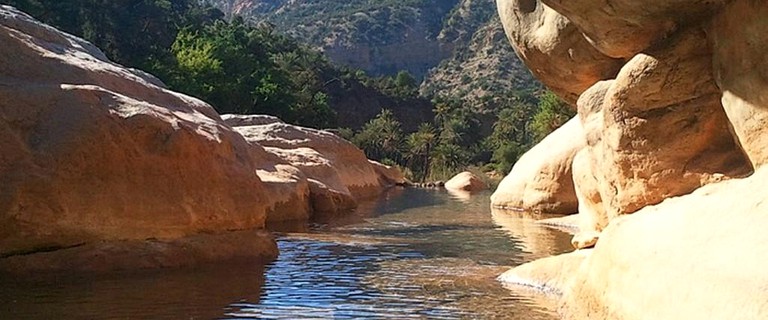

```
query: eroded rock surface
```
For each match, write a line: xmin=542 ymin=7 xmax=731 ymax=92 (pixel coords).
xmin=491 ymin=117 xmax=583 ymax=214
xmin=0 ymin=5 xmax=402 ymax=272
xmin=495 ymin=0 xmax=768 ymax=318
xmin=0 ymin=6 xmax=278 ymax=260
xmin=495 ymin=0 xmax=623 ymax=104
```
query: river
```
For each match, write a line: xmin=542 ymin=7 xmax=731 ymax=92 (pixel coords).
xmin=0 ymin=188 xmax=573 ymax=319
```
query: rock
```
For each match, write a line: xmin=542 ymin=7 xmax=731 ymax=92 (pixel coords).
xmin=228 ymin=120 xmax=402 ymax=215
xmin=581 ymin=28 xmax=751 ymax=220
xmin=496 ymin=0 xmax=623 ymax=104
xmin=445 ymin=171 xmax=487 ymax=192
xmin=541 ymin=0 xmax=728 ymax=58
xmin=0 ymin=6 xmax=280 ymax=260
xmin=368 ymin=160 xmax=407 ymax=186
xmin=570 ymin=231 xmax=599 ymax=250
xmin=710 ymin=0 xmax=768 ymax=168
xmin=499 ymin=250 xmax=590 ymax=295
xmin=491 ymin=117 xmax=584 ymax=214
xmin=562 ymin=168 xmax=768 ymax=320
xmin=256 ymin=164 xmax=313 ymax=224
xmin=231 ymin=122 xmax=384 ymax=199
xmin=221 ymin=114 xmax=283 ymax=126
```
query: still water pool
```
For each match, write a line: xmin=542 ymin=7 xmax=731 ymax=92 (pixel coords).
xmin=1 ymin=188 xmax=573 ymax=319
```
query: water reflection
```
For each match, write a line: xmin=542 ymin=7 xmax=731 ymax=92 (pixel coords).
xmin=1 ymin=263 xmax=266 ymax=319
xmin=491 ymin=208 xmax=575 ymax=261
xmin=1 ymin=188 xmax=573 ymax=319
xmin=238 ymin=188 xmax=573 ymax=319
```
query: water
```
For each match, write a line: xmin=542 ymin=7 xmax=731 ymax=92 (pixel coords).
xmin=0 ymin=188 xmax=573 ymax=319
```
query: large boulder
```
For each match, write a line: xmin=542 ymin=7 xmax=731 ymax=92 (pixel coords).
xmin=562 ymin=167 xmax=768 ymax=320
xmin=496 ymin=0 xmax=623 ymax=104
xmin=576 ymin=28 xmax=750 ymax=230
xmin=0 ymin=6 xmax=284 ymax=260
xmin=541 ymin=0 xmax=728 ymax=58
xmin=494 ymin=0 xmax=768 ymax=317
xmin=491 ymin=117 xmax=584 ymax=214
xmin=710 ymin=0 xmax=768 ymax=168
xmin=228 ymin=120 xmax=397 ymax=214
xmin=445 ymin=171 xmax=487 ymax=193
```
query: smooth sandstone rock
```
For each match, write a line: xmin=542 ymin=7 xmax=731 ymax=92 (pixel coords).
xmin=499 ymin=250 xmax=590 ymax=295
xmin=491 ymin=117 xmax=584 ymax=214
xmin=562 ymin=168 xmax=768 ymax=320
xmin=445 ymin=171 xmax=487 ymax=193
xmin=495 ymin=0 xmax=623 ymax=104
xmin=711 ymin=0 xmax=768 ymax=168
xmin=368 ymin=160 xmax=407 ymax=186
xmin=583 ymin=29 xmax=751 ymax=220
xmin=541 ymin=0 xmax=728 ymax=58
xmin=0 ymin=6 xmax=279 ymax=259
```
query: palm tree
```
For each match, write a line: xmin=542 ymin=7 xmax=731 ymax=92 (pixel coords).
xmin=406 ymin=123 xmax=437 ymax=181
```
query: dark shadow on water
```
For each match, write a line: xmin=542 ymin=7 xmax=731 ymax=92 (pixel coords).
xmin=0 ymin=262 xmax=267 ymax=319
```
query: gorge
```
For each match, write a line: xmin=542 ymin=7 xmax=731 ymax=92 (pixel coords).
xmin=1 ymin=0 xmax=768 ymax=319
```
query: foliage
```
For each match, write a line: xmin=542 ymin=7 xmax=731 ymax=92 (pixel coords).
xmin=530 ymin=90 xmax=575 ymax=142
xmin=352 ymin=109 xmax=404 ymax=162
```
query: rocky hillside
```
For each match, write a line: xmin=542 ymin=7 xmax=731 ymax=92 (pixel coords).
xmin=492 ymin=0 xmax=768 ymax=319
xmin=421 ymin=15 xmax=540 ymax=111
xmin=208 ymin=0 xmax=460 ymax=79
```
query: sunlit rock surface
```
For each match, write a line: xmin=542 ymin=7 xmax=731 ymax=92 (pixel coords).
xmin=445 ymin=171 xmax=487 ymax=193
xmin=491 ymin=117 xmax=583 ymax=214
xmin=0 ymin=5 xmax=402 ymax=272
xmin=495 ymin=0 xmax=768 ymax=318
xmin=0 ymin=6 xmax=278 ymax=263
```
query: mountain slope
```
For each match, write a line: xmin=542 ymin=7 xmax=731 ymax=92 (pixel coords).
xmin=208 ymin=0 xmax=460 ymax=78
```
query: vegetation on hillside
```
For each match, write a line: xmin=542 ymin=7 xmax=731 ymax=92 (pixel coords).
xmin=5 ymin=0 xmax=575 ymax=182
xmin=4 ymin=0 xmax=430 ymax=129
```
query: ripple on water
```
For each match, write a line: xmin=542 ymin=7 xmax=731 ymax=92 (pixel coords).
xmin=1 ymin=189 xmax=572 ymax=319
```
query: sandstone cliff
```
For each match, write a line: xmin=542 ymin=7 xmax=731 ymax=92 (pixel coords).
xmin=493 ymin=0 xmax=768 ymax=318
xmin=0 ymin=6 xmax=401 ymax=273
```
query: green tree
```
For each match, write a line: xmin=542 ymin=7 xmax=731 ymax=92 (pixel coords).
xmin=405 ymin=123 xmax=437 ymax=182
xmin=353 ymin=109 xmax=404 ymax=162
xmin=530 ymin=90 xmax=575 ymax=142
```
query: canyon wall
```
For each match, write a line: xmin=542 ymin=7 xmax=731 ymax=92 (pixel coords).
xmin=493 ymin=0 xmax=768 ymax=318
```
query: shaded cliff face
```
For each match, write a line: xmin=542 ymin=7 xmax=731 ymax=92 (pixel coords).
xmin=207 ymin=0 xmax=463 ymax=79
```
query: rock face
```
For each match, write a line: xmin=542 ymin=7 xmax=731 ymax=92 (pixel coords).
xmin=710 ymin=0 xmax=768 ymax=168
xmin=495 ymin=0 xmax=768 ymax=318
xmin=495 ymin=0 xmax=623 ymax=104
xmin=445 ymin=171 xmax=487 ymax=193
xmin=0 ymin=6 xmax=277 ymax=259
xmin=490 ymin=117 xmax=584 ymax=214
xmin=0 ymin=5 xmax=402 ymax=272
xmin=563 ymin=168 xmax=768 ymax=320
xmin=229 ymin=121 xmax=388 ymax=214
